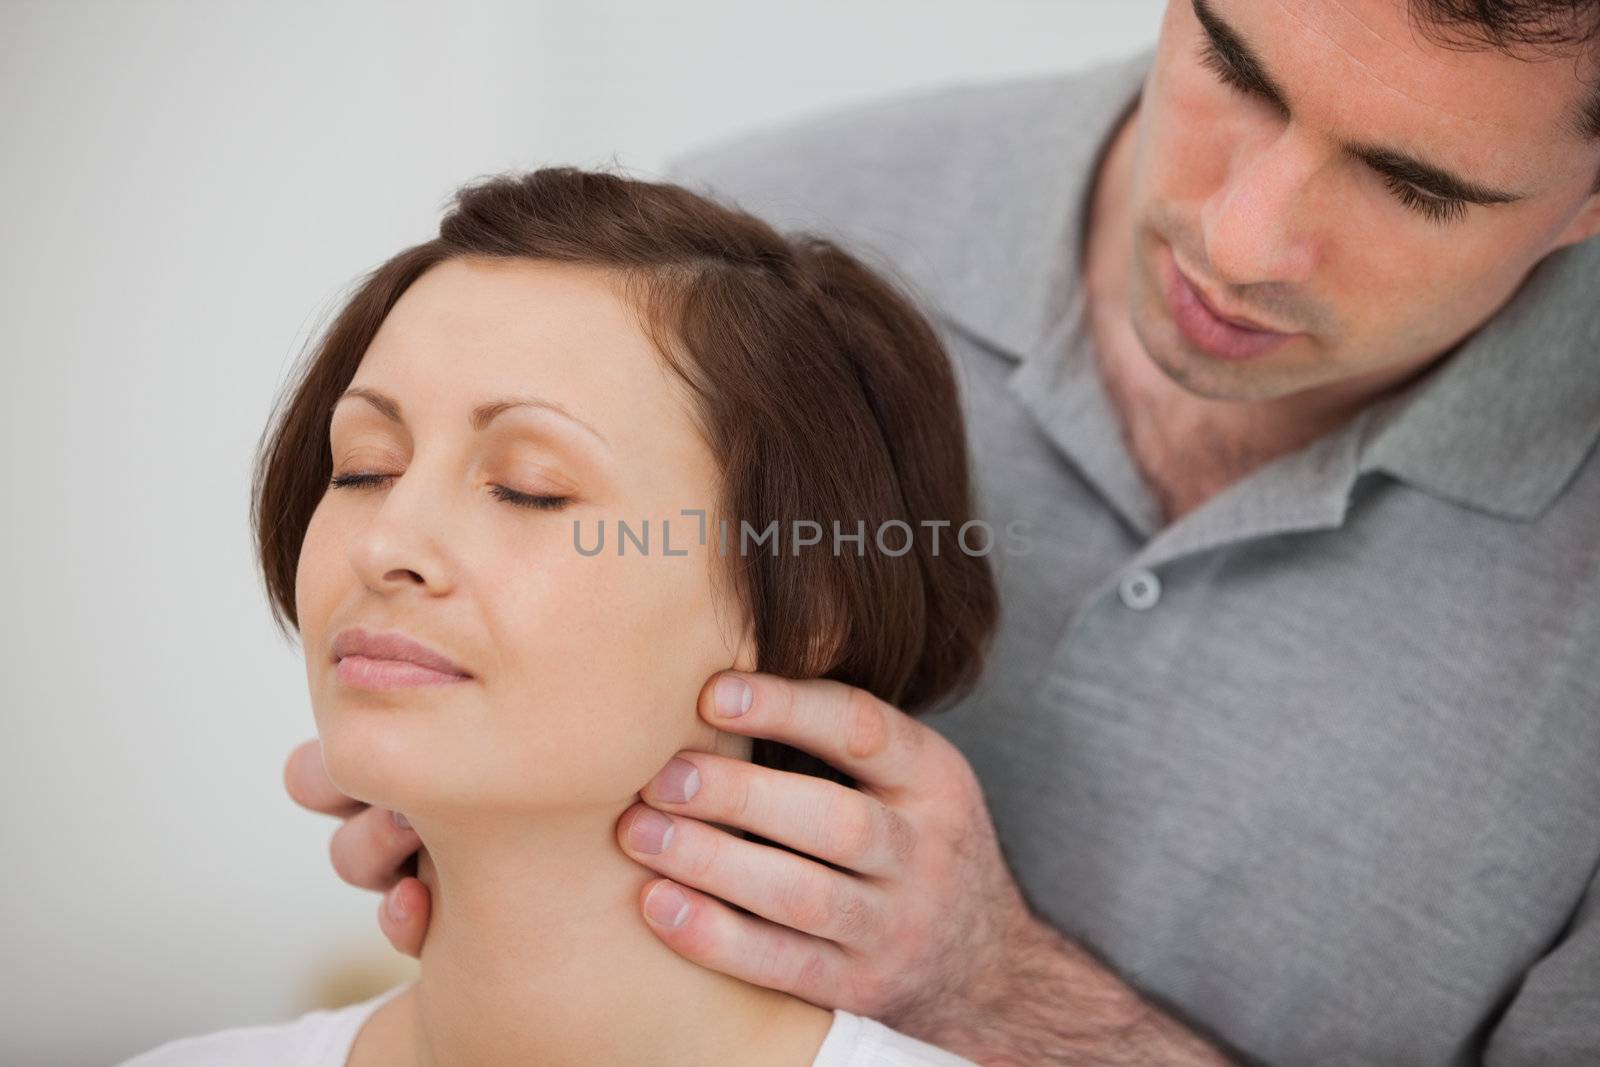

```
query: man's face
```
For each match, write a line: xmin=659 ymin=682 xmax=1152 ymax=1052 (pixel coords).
xmin=1125 ymin=0 xmax=1600 ymax=402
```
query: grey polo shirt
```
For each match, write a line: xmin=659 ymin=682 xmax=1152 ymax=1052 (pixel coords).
xmin=666 ymin=48 xmax=1600 ymax=1067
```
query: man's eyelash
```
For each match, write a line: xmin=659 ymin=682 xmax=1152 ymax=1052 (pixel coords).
xmin=1378 ymin=173 xmax=1468 ymax=225
xmin=1196 ymin=40 xmax=1468 ymax=227
xmin=1197 ymin=41 xmax=1277 ymax=106
xmin=327 ymin=472 xmax=571 ymax=511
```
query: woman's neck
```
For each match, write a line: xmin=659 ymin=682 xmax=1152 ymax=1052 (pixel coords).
xmin=349 ymin=804 xmax=836 ymax=1067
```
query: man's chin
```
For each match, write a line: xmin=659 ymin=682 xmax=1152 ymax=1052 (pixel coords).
xmin=1131 ymin=311 xmax=1319 ymax=404
xmin=1151 ymin=346 xmax=1288 ymax=401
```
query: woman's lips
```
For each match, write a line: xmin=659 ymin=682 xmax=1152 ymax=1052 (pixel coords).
xmin=331 ymin=627 xmax=473 ymax=691
xmin=335 ymin=655 xmax=472 ymax=690
xmin=1161 ymin=244 xmax=1300 ymax=362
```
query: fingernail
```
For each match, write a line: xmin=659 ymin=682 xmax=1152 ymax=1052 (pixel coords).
xmin=387 ymin=888 xmax=408 ymax=923
xmin=392 ymin=810 xmax=412 ymax=831
xmin=654 ymin=757 xmax=701 ymax=803
xmin=628 ymin=809 xmax=675 ymax=854
xmin=714 ymin=674 xmax=753 ymax=717
xmin=645 ymin=882 xmax=690 ymax=928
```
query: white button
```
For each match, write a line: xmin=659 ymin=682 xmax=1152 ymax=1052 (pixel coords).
xmin=1119 ymin=569 xmax=1161 ymax=610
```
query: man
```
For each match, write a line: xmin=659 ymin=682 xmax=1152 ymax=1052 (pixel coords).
xmin=285 ymin=1 xmax=1600 ymax=1062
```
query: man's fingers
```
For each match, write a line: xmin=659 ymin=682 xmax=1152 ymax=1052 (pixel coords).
xmin=697 ymin=672 xmax=941 ymax=795
xmin=635 ymin=877 xmax=857 ymax=1010
xmin=618 ymin=803 xmax=887 ymax=946
xmin=287 ymin=738 xmax=432 ymax=958
xmin=284 ymin=738 xmax=364 ymax=818
xmin=640 ymin=753 xmax=917 ymax=877
xmin=329 ymin=803 xmax=421 ymax=892
xmin=377 ymin=876 xmax=430 ymax=960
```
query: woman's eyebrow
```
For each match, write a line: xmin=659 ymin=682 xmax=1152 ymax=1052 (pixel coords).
xmin=335 ymin=386 xmax=610 ymax=449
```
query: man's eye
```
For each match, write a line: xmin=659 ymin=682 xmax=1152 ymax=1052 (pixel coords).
xmin=1194 ymin=38 xmax=1470 ymax=228
xmin=1197 ymin=41 xmax=1247 ymax=93
xmin=1379 ymin=173 xmax=1469 ymax=226
xmin=327 ymin=472 xmax=570 ymax=511
xmin=1196 ymin=40 xmax=1283 ymax=114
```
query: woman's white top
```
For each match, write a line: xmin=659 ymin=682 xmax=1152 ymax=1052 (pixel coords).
xmin=118 ymin=982 xmax=979 ymax=1066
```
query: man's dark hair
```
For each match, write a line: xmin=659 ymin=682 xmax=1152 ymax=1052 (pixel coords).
xmin=1409 ymin=1 xmax=1600 ymax=138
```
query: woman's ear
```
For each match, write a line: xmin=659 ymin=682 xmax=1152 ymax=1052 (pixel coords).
xmin=710 ymin=724 xmax=754 ymax=762
xmin=704 ymin=620 xmax=759 ymax=764
xmin=731 ymin=616 xmax=758 ymax=673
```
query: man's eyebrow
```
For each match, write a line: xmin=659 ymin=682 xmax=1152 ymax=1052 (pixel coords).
xmin=1341 ymin=143 xmax=1524 ymax=205
xmin=334 ymin=386 xmax=610 ymax=448
xmin=1191 ymin=0 xmax=1528 ymax=206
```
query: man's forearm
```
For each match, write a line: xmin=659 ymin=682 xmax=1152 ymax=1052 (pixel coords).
xmin=936 ymin=917 xmax=1241 ymax=1067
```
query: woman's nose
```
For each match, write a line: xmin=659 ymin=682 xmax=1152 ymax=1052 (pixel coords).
xmin=1200 ymin=129 xmax=1320 ymax=287
xmin=346 ymin=469 xmax=456 ymax=596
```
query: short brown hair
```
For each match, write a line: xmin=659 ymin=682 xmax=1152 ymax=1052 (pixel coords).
xmin=252 ymin=166 xmax=999 ymax=786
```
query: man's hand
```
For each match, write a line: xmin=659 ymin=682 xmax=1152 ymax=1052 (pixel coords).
xmin=614 ymin=672 xmax=1031 ymax=1043
xmin=616 ymin=671 xmax=1240 ymax=1067
xmin=283 ymin=738 xmax=431 ymax=957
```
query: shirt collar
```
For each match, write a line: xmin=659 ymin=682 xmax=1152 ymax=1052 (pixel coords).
xmin=920 ymin=49 xmax=1153 ymax=364
xmin=911 ymin=46 xmax=1600 ymax=525
xmin=1355 ymin=239 xmax=1600 ymax=520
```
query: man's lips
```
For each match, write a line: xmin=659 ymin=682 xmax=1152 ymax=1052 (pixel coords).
xmin=1189 ymin=282 xmax=1278 ymax=332
xmin=1161 ymin=245 xmax=1301 ymax=362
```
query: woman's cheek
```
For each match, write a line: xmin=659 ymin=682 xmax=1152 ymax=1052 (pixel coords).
xmin=496 ymin=552 xmax=721 ymax=800
xmin=294 ymin=504 xmax=342 ymax=638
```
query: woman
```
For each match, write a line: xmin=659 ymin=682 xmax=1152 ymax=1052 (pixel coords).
xmin=124 ymin=166 xmax=997 ymax=1065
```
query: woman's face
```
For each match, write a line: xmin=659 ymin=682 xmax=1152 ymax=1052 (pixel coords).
xmin=295 ymin=256 xmax=753 ymax=817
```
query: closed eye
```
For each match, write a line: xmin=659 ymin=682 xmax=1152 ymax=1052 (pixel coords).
xmin=1195 ymin=39 xmax=1470 ymax=226
xmin=1197 ymin=38 xmax=1285 ymax=117
xmin=1377 ymin=173 xmax=1468 ymax=225
xmin=327 ymin=471 xmax=572 ymax=511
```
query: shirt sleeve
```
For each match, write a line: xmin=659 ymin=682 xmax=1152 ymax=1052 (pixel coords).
xmin=115 ymin=1024 xmax=300 ymax=1066
xmin=1483 ymin=857 xmax=1600 ymax=1065
xmin=835 ymin=1012 xmax=981 ymax=1066
xmin=115 ymin=983 xmax=408 ymax=1067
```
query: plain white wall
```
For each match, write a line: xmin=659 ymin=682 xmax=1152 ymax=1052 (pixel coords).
xmin=0 ymin=1 xmax=1166 ymax=1062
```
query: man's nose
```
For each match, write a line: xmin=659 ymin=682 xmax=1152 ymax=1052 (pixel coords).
xmin=1199 ymin=129 xmax=1321 ymax=287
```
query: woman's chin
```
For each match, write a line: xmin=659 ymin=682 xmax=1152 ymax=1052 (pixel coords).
xmin=314 ymin=719 xmax=539 ymax=815
xmin=314 ymin=717 xmax=443 ymax=810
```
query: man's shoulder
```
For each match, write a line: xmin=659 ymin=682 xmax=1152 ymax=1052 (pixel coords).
xmin=661 ymin=59 xmax=1124 ymax=243
xmin=660 ymin=51 xmax=1151 ymax=339
xmin=666 ymin=73 xmax=1063 ymax=207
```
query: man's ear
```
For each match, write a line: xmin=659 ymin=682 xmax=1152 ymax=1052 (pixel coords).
xmin=1552 ymin=183 xmax=1600 ymax=250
